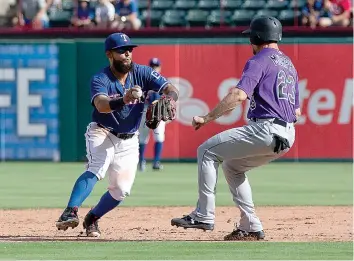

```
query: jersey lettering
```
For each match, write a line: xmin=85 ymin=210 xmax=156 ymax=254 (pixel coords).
xmin=276 ymin=70 xmax=295 ymax=105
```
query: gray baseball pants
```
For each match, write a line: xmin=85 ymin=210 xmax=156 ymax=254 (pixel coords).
xmin=189 ymin=118 xmax=296 ymax=232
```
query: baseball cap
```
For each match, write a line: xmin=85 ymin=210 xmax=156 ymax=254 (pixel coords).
xmin=149 ymin=58 xmax=161 ymax=67
xmin=104 ymin=33 xmax=138 ymax=52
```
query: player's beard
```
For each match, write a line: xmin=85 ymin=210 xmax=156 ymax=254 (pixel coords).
xmin=112 ymin=59 xmax=133 ymax=74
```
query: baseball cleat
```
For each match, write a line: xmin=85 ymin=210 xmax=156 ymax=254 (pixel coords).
xmin=56 ymin=207 xmax=80 ymax=231
xmin=224 ymin=229 xmax=265 ymax=241
xmin=83 ymin=211 xmax=101 ymax=237
xmin=152 ymin=161 xmax=163 ymax=171
xmin=171 ymin=215 xmax=214 ymax=231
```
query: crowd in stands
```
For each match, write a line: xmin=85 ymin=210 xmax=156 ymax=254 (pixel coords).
xmin=0 ymin=0 xmax=352 ymax=30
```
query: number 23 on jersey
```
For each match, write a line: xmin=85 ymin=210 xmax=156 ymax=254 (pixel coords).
xmin=277 ymin=70 xmax=295 ymax=105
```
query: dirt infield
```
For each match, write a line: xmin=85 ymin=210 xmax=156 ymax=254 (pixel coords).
xmin=0 ymin=206 xmax=352 ymax=242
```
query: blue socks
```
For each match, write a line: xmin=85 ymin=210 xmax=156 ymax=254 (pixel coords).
xmin=154 ymin=142 xmax=163 ymax=164
xmin=67 ymin=171 xmax=121 ymax=219
xmin=91 ymin=191 xmax=121 ymax=218
xmin=139 ymin=143 xmax=146 ymax=163
xmin=67 ymin=171 xmax=98 ymax=208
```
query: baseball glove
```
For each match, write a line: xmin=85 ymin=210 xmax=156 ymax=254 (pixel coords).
xmin=145 ymin=95 xmax=176 ymax=129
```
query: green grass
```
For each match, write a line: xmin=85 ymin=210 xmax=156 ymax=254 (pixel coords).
xmin=0 ymin=242 xmax=352 ymax=260
xmin=0 ymin=162 xmax=352 ymax=209
xmin=0 ymin=162 xmax=352 ymax=260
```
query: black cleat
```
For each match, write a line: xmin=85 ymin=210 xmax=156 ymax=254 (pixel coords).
xmin=171 ymin=215 xmax=214 ymax=231
xmin=224 ymin=229 xmax=265 ymax=241
xmin=56 ymin=207 xmax=79 ymax=231
xmin=152 ymin=161 xmax=163 ymax=171
xmin=83 ymin=211 xmax=101 ymax=237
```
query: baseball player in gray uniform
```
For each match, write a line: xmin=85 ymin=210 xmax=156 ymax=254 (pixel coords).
xmin=171 ymin=16 xmax=301 ymax=241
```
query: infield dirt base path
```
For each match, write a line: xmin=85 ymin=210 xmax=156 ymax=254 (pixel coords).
xmin=0 ymin=206 xmax=352 ymax=242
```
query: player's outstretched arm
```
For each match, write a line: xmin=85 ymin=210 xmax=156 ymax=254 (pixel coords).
xmin=192 ymin=88 xmax=247 ymax=130
xmin=93 ymin=86 xmax=142 ymax=113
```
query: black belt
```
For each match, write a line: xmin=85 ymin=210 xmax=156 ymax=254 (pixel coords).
xmin=96 ymin=123 xmax=135 ymax=140
xmin=251 ymin=118 xmax=288 ymax=127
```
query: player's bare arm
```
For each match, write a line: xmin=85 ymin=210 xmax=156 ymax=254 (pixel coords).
xmin=192 ymin=88 xmax=247 ymax=130
xmin=93 ymin=86 xmax=142 ymax=113
xmin=295 ymin=108 xmax=301 ymax=124
xmin=161 ymin=83 xmax=179 ymax=101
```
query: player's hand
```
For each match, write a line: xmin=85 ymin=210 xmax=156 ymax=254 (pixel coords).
xmin=123 ymin=85 xmax=142 ymax=104
xmin=192 ymin=116 xmax=207 ymax=130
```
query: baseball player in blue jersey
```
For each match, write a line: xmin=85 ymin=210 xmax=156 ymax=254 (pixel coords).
xmin=56 ymin=33 xmax=179 ymax=237
xmin=171 ymin=16 xmax=301 ymax=241
xmin=138 ymin=58 xmax=166 ymax=171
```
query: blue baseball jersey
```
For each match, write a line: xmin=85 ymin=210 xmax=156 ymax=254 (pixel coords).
xmin=90 ymin=64 xmax=169 ymax=133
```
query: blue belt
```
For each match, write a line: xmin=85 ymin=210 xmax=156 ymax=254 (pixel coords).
xmin=97 ymin=123 xmax=135 ymax=140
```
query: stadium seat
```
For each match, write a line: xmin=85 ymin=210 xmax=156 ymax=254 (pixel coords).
xmin=160 ymin=10 xmax=187 ymax=27
xmin=141 ymin=9 xmax=164 ymax=27
xmin=197 ymin=0 xmax=220 ymax=10
xmin=62 ymin=0 xmax=74 ymax=11
xmin=49 ymin=10 xmax=72 ymax=27
xmin=138 ymin=0 xmax=150 ymax=10
xmin=231 ymin=10 xmax=255 ymax=26
xmin=174 ymin=0 xmax=197 ymax=10
xmin=165 ymin=9 xmax=186 ymax=18
xmin=278 ymin=9 xmax=301 ymax=25
xmin=289 ymin=0 xmax=306 ymax=9
xmin=152 ymin=0 xmax=174 ymax=10
xmin=186 ymin=9 xmax=209 ymax=27
xmin=242 ymin=0 xmax=267 ymax=10
xmin=265 ymin=0 xmax=289 ymax=10
xmin=221 ymin=0 xmax=242 ymax=11
xmin=256 ymin=9 xmax=279 ymax=17
xmin=89 ymin=1 xmax=97 ymax=9
xmin=207 ymin=9 xmax=232 ymax=26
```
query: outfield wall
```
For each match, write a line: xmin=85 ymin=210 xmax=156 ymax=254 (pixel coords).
xmin=0 ymin=36 xmax=352 ymax=162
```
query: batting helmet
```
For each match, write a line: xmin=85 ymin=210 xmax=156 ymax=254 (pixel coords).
xmin=242 ymin=16 xmax=282 ymax=45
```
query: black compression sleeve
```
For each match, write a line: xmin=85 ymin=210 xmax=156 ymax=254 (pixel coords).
xmin=109 ymin=98 xmax=125 ymax=111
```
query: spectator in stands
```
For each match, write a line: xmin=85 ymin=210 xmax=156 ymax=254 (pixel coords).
xmin=71 ymin=0 xmax=95 ymax=28
xmin=14 ymin=0 xmax=50 ymax=29
xmin=95 ymin=0 xmax=116 ymax=28
xmin=111 ymin=0 xmax=141 ymax=30
xmin=319 ymin=0 xmax=351 ymax=27
xmin=301 ymin=0 xmax=326 ymax=28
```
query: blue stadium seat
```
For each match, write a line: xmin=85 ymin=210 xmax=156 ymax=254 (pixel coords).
xmin=231 ymin=10 xmax=255 ymax=26
xmin=174 ymin=0 xmax=197 ymax=10
xmin=141 ymin=9 xmax=164 ymax=27
xmin=138 ymin=0 xmax=150 ymax=10
xmin=160 ymin=10 xmax=187 ymax=27
xmin=197 ymin=0 xmax=220 ymax=10
xmin=289 ymin=0 xmax=306 ymax=9
xmin=49 ymin=10 xmax=72 ymax=27
xmin=256 ymin=9 xmax=279 ymax=17
xmin=207 ymin=9 xmax=232 ymax=26
xmin=265 ymin=0 xmax=289 ymax=10
xmin=186 ymin=9 xmax=209 ymax=27
xmin=152 ymin=0 xmax=174 ymax=10
xmin=221 ymin=0 xmax=242 ymax=11
xmin=62 ymin=0 xmax=74 ymax=11
xmin=242 ymin=0 xmax=267 ymax=10
xmin=278 ymin=9 xmax=301 ymax=25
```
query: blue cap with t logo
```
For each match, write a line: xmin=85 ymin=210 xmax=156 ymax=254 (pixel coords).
xmin=104 ymin=33 xmax=138 ymax=52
